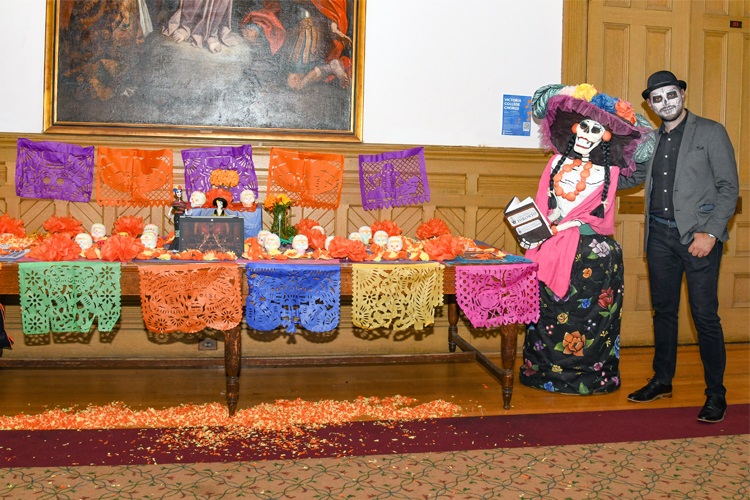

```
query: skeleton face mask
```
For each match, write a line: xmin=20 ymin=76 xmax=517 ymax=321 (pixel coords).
xmin=573 ymin=119 xmax=606 ymax=158
xmin=648 ymin=85 xmax=685 ymax=122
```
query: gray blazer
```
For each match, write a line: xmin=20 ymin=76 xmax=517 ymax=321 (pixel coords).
xmin=618 ymin=111 xmax=739 ymax=250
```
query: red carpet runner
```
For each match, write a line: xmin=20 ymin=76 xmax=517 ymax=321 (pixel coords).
xmin=2 ymin=405 xmax=748 ymax=467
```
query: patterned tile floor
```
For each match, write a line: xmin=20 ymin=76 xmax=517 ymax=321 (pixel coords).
xmin=2 ymin=434 xmax=748 ymax=499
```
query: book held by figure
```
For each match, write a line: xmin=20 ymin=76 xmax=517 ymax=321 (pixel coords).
xmin=504 ymin=197 xmax=554 ymax=245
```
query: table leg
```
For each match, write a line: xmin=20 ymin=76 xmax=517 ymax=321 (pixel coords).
xmin=223 ymin=325 xmax=241 ymax=417
xmin=447 ymin=296 xmax=458 ymax=353
xmin=499 ymin=323 xmax=524 ymax=410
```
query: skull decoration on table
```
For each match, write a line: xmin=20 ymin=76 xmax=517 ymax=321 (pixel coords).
xmin=75 ymin=233 xmax=93 ymax=250
xmin=373 ymin=230 xmax=389 ymax=247
xmin=292 ymin=234 xmax=309 ymax=253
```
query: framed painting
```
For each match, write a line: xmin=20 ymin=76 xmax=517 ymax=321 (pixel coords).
xmin=43 ymin=0 xmax=365 ymax=142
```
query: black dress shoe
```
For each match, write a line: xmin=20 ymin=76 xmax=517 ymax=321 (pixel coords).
xmin=697 ymin=396 xmax=727 ymax=423
xmin=627 ymin=379 xmax=673 ymax=402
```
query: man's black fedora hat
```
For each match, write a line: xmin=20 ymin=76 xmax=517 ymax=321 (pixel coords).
xmin=642 ymin=70 xmax=687 ymax=100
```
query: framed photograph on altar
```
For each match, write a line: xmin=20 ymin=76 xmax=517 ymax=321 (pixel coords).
xmin=43 ymin=0 xmax=365 ymax=142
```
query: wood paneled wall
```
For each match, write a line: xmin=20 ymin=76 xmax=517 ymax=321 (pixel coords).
xmin=0 ymin=0 xmax=747 ymax=361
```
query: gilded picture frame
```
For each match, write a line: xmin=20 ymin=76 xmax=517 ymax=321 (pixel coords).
xmin=43 ymin=0 xmax=365 ymax=142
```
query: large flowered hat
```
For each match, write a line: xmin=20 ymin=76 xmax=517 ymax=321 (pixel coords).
xmin=532 ymin=83 xmax=655 ymax=176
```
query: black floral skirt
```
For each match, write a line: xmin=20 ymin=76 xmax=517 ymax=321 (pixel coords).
xmin=519 ymin=233 xmax=623 ymax=395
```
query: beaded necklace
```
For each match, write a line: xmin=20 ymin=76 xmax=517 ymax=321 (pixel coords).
xmin=553 ymin=158 xmax=593 ymax=202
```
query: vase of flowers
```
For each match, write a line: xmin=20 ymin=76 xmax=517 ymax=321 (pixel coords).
xmin=264 ymin=193 xmax=296 ymax=243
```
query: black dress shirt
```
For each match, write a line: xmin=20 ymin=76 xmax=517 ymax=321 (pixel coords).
xmin=650 ymin=112 xmax=688 ymax=220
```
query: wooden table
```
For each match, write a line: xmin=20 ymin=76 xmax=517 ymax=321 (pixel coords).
xmin=0 ymin=261 xmax=528 ymax=416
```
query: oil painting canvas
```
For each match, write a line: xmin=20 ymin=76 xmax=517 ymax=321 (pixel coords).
xmin=44 ymin=0 xmax=364 ymax=141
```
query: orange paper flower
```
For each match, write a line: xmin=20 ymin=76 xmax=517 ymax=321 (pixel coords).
xmin=209 ymin=169 xmax=240 ymax=188
xmin=0 ymin=214 xmax=25 ymax=237
xmin=371 ymin=219 xmax=402 ymax=237
xmin=422 ymin=234 xmax=467 ymax=262
xmin=416 ymin=218 xmax=451 ymax=240
xmin=27 ymin=233 xmax=82 ymax=261
xmin=100 ymin=234 xmax=144 ymax=261
xmin=43 ymin=215 xmax=84 ymax=236
xmin=615 ymin=100 xmax=637 ymax=125
xmin=295 ymin=218 xmax=320 ymax=234
xmin=327 ymin=236 xmax=368 ymax=262
xmin=112 ymin=215 xmax=145 ymax=238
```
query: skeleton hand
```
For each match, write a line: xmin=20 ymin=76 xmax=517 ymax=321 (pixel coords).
xmin=519 ymin=238 xmax=541 ymax=250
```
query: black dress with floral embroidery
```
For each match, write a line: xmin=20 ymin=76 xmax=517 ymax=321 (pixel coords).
xmin=519 ymin=233 xmax=623 ymax=395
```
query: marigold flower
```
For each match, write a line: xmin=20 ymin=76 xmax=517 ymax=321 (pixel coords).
xmin=209 ymin=169 xmax=240 ymax=188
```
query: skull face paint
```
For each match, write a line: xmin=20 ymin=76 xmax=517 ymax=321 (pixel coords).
xmin=573 ymin=119 xmax=606 ymax=158
xmin=648 ymin=85 xmax=685 ymax=122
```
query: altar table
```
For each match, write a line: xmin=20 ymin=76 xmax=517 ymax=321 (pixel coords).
xmin=0 ymin=260 xmax=538 ymax=416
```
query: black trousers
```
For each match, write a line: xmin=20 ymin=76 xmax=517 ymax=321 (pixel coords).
xmin=646 ymin=220 xmax=726 ymax=398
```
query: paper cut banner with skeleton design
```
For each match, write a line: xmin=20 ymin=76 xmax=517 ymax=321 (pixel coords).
xmin=358 ymin=147 xmax=430 ymax=211
xmin=16 ymin=138 xmax=94 ymax=202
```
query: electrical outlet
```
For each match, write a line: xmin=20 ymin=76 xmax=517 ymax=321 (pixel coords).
xmin=198 ymin=338 xmax=217 ymax=351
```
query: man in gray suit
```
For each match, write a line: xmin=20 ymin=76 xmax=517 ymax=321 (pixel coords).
xmin=619 ymin=70 xmax=739 ymax=423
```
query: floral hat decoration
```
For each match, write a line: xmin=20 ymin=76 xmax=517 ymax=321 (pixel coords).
xmin=532 ymin=83 xmax=655 ymax=177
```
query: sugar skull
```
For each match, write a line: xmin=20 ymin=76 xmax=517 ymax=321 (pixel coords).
xmin=91 ymin=223 xmax=107 ymax=241
xmin=143 ymin=223 xmax=159 ymax=236
xmin=190 ymin=190 xmax=206 ymax=207
xmin=358 ymin=226 xmax=373 ymax=245
xmin=240 ymin=190 xmax=256 ymax=207
xmin=292 ymin=234 xmax=309 ymax=253
xmin=348 ymin=232 xmax=362 ymax=242
xmin=264 ymin=233 xmax=281 ymax=252
xmin=373 ymin=230 xmax=389 ymax=246
xmin=257 ymin=230 xmax=272 ymax=247
xmin=74 ymin=233 xmax=93 ymax=250
xmin=140 ymin=232 xmax=157 ymax=249
xmin=325 ymin=235 xmax=334 ymax=250
xmin=387 ymin=236 xmax=403 ymax=252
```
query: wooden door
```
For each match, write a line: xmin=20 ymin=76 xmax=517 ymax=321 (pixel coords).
xmin=585 ymin=0 xmax=750 ymax=344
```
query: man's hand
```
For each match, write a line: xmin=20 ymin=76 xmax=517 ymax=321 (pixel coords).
xmin=688 ymin=232 xmax=716 ymax=258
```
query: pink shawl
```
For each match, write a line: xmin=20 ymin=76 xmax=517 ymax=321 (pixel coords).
xmin=525 ymin=155 xmax=620 ymax=298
